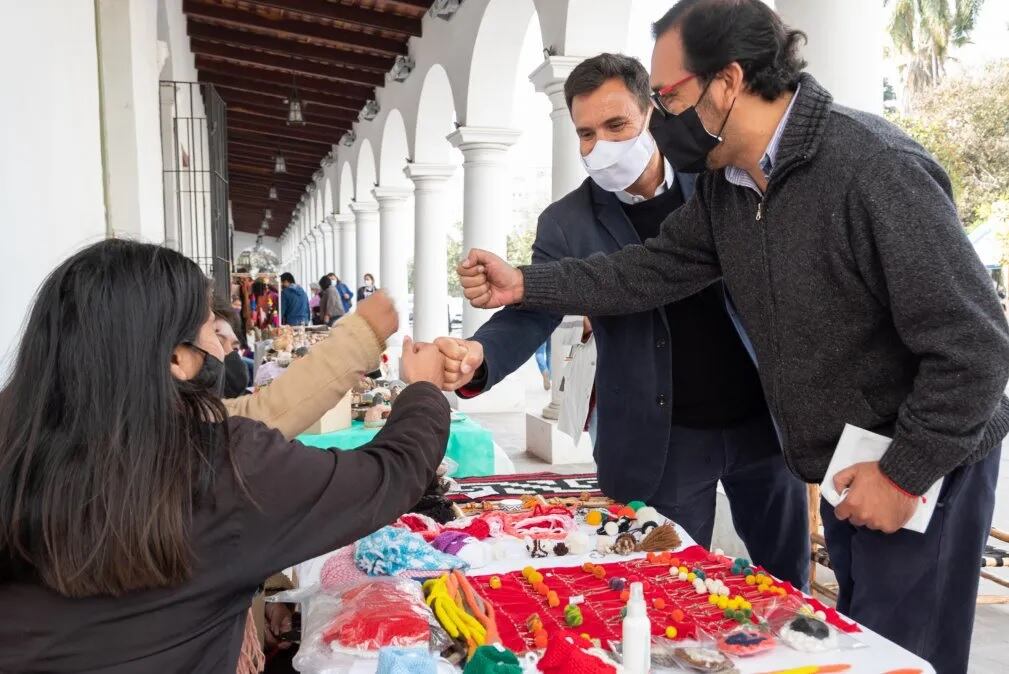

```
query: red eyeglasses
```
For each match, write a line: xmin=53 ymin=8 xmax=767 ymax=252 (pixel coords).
xmin=650 ymin=74 xmax=698 ymax=116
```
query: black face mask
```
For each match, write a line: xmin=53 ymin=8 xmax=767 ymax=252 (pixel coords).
xmin=223 ymin=350 xmax=250 ymax=399
xmin=184 ymin=343 xmax=226 ymax=397
xmin=649 ymin=81 xmax=735 ymax=173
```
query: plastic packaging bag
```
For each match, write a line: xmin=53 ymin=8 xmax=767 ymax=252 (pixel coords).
xmin=714 ymin=623 xmax=776 ymax=658
xmin=290 ymin=577 xmax=449 ymax=672
xmin=762 ymin=595 xmax=865 ymax=653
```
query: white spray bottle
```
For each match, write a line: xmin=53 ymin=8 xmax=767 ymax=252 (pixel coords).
xmin=622 ymin=581 xmax=651 ymax=673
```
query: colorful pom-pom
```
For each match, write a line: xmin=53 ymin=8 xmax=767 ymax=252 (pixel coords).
xmin=627 ymin=500 xmax=647 ymax=512
xmin=582 ymin=562 xmax=595 ymax=573
xmin=564 ymin=604 xmax=584 ymax=627
xmin=528 ymin=570 xmax=544 ymax=585
xmin=522 ymin=566 xmax=535 ymax=580
xmin=620 ymin=590 xmax=631 ymax=602
xmin=488 ymin=576 xmax=502 ymax=590
xmin=593 ymin=566 xmax=606 ymax=580
xmin=653 ymin=598 xmax=666 ymax=610
xmin=533 ymin=630 xmax=549 ymax=649
xmin=671 ymin=609 xmax=685 ymax=622
xmin=609 ymin=577 xmax=626 ymax=591
xmin=665 ymin=626 xmax=678 ymax=639
xmin=547 ymin=591 xmax=560 ymax=608
xmin=585 ymin=510 xmax=603 ymax=526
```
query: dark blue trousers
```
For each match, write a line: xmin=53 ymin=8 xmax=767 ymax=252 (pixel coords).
xmin=645 ymin=410 xmax=810 ymax=589
xmin=821 ymin=445 xmax=1001 ymax=674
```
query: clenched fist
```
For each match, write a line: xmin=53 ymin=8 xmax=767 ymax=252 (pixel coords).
xmin=401 ymin=336 xmax=446 ymax=388
xmin=356 ymin=290 xmax=398 ymax=341
xmin=457 ymin=249 xmax=525 ymax=309
xmin=434 ymin=337 xmax=485 ymax=392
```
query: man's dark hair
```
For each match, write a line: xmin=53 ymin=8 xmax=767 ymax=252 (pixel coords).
xmin=319 ymin=275 xmax=332 ymax=291
xmin=652 ymin=0 xmax=806 ymax=101
xmin=563 ymin=53 xmax=651 ymax=112
xmin=211 ymin=295 xmax=244 ymax=348
xmin=280 ymin=272 xmax=295 ymax=285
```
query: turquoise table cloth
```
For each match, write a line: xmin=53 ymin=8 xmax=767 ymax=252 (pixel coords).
xmin=297 ymin=413 xmax=495 ymax=477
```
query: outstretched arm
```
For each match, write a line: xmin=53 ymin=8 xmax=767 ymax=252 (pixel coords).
xmin=459 ymin=184 xmax=722 ymax=316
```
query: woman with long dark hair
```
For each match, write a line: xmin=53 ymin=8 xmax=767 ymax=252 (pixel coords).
xmin=0 ymin=239 xmax=449 ymax=672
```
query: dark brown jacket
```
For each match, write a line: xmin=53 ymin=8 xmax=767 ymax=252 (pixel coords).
xmin=0 ymin=383 xmax=449 ymax=673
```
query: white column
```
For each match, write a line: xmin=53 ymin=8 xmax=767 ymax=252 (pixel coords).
xmin=351 ymin=201 xmax=381 ymax=292
xmin=327 ymin=216 xmax=342 ymax=274
xmin=337 ymin=213 xmax=357 ymax=294
xmin=298 ymin=242 xmax=307 ymax=285
xmin=306 ymin=233 xmax=317 ymax=284
xmin=314 ymin=225 xmax=326 ymax=279
xmin=774 ymin=0 xmax=884 ymax=113
xmin=447 ymin=126 xmax=522 ymax=336
xmin=530 ymin=56 xmax=588 ymax=421
xmin=530 ymin=56 xmax=588 ymax=201
xmin=405 ymin=163 xmax=455 ymax=342
xmin=373 ymin=186 xmax=414 ymax=342
xmin=321 ymin=218 xmax=337 ymax=278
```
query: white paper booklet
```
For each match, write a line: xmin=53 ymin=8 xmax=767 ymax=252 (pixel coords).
xmin=820 ymin=423 xmax=943 ymax=534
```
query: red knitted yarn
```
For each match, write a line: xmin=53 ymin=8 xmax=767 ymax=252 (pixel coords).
xmin=456 ymin=517 xmax=491 ymax=540
xmin=537 ymin=633 xmax=616 ymax=674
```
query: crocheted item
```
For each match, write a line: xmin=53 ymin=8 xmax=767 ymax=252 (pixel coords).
xmin=432 ymin=531 xmax=474 ymax=556
xmin=397 ymin=513 xmax=496 ymax=542
xmin=463 ymin=645 xmax=523 ymax=674
xmin=236 ymin=607 xmax=266 ymax=674
xmin=356 ymin=526 xmax=469 ymax=578
xmin=537 ymin=633 xmax=616 ymax=673
xmin=376 ymin=647 xmax=437 ymax=674
xmin=320 ymin=544 xmax=369 ymax=590
xmin=321 ymin=579 xmax=432 ymax=651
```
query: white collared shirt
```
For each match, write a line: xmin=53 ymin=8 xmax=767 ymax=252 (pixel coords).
xmin=615 ymin=158 xmax=676 ymax=205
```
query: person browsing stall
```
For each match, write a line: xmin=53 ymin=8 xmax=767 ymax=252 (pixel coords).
xmin=0 ymin=239 xmax=451 ymax=673
xmin=456 ymin=2 xmax=1009 ymax=672
xmin=279 ymin=272 xmax=311 ymax=326
xmin=436 ymin=53 xmax=807 ymax=588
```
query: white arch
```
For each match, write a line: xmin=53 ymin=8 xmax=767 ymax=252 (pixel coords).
xmin=338 ymin=161 xmax=354 ymax=212
xmin=321 ymin=174 xmax=333 ymax=217
xmin=378 ymin=109 xmax=411 ymax=187
xmin=466 ymin=0 xmax=539 ymax=126
xmin=354 ymin=139 xmax=378 ymax=202
xmin=413 ymin=64 xmax=457 ymax=163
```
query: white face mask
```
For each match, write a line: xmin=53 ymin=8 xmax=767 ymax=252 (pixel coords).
xmin=581 ymin=128 xmax=657 ymax=192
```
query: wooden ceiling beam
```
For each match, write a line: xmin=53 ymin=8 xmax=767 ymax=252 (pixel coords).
xmin=227 ymin=131 xmax=332 ymax=158
xmin=245 ymin=0 xmax=422 ymax=37
xmin=199 ymin=72 xmax=361 ymax=112
xmin=229 ymin=169 xmax=314 ymax=188
xmin=195 ymin=56 xmax=373 ymax=100
xmin=222 ymin=95 xmax=358 ymax=126
xmin=183 ymin=0 xmax=406 ymax=56
xmin=228 ymin=141 xmax=324 ymax=165
xmin=227 ymin=118 xmax=343 ymax=145
xmin=191 ymin=39 xmax=385 ymax=88
xmin=186 ymin=22 xmax=395 ymax=72
xmin=229 ymin=111 xmax=349 ymax=138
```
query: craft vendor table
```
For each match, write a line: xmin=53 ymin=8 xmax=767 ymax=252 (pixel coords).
xmin=293 ymin=487 xmax=934 ymax=673
xmin=298 ymin=413 xmax=509 ymax=478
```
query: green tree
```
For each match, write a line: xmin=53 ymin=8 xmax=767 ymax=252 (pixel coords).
xmin=886 ymin=0 xmax=984 ymax=101
xmin=506 ymin=226 xmax=536 ymax=267
xmin=886 ymin=59 xmax=1009 ymax=230
xmin=446 ymin=221 xmax=463 ymax=298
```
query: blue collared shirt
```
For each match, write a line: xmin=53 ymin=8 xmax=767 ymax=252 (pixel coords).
xmin=723 ymin=84 xmax=801 ymax=195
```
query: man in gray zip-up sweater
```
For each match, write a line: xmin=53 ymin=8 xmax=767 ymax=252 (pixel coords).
xmin=458 ymin=2 xmax=1008 ymax=671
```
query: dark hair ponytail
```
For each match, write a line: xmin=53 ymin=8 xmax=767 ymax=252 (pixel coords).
xmin=653 ymin=0 xmax=807 ymax=101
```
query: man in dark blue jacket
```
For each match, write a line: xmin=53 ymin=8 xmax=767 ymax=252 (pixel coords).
xmin=279 ymin=272 xmax=311 ymax=326
xmin=436 ymin=54 xmax=807 ymax=587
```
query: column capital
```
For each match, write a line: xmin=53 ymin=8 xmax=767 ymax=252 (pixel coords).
xmin=372 ymin=185 xmax=413 ymax=203
xmin=349 ymin=200 xmax=379 ymax=215
xmin=404 ymin=162 xmax=456 ymax=185
xmin=331 ymin=212 xmax=355 ymax=225
xmin=529 ymin=55 xmax=584 ymax=95
xmin=446 ymin=126 xmax=521 ymax=153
